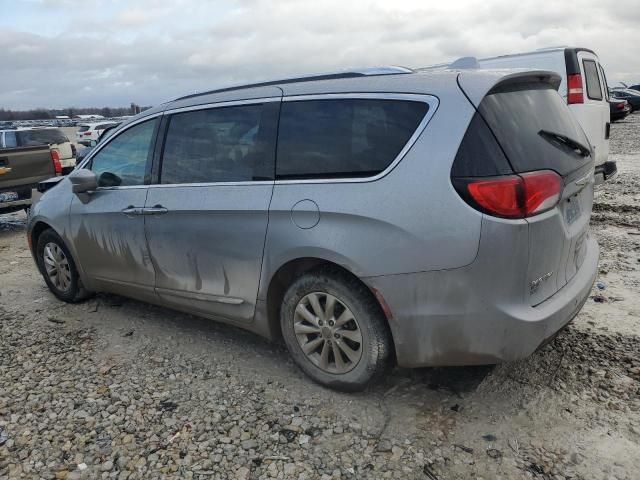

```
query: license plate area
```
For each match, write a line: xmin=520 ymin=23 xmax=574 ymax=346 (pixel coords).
xmin=0 ymin=191 xmax=19 ymax=202
xmin=564 ymin=195 xmax=581 ymax=225
xmin=566 ymin=229 xmax=588 ymax=282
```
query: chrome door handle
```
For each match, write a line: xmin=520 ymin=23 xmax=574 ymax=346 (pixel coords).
xmin=143 ymin=205 xmax=169 ymax=215
xmin=121 ymin=206 xmax=144 ymax=216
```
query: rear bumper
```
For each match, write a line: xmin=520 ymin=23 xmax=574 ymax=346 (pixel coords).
xmin=0 ymin=185 xmax=34 ymax=213
xmin=0 ymin=197 xmax=32 ymax=214
xmin=594 ymin=161 xmax=618 ymax=185
xmin=365 ymin=234 xmax=598 ymax=368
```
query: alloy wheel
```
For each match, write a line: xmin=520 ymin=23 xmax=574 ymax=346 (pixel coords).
xmin=43 ymin=242 xmax=72 ymax=292
xmin=293 ymin=292 xmax=363 ymax=374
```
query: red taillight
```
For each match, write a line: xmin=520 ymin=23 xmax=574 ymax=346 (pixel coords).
xmin=467 ymin=176 xmax=522 ymax=218
xmin=462 ymin=170 xmax=562 ymax=219
xmin=616 ymin=101 xmax=626 ymax=110
xmin=567 ymin=73 xmax=584 ymax=104
xmin=51 ymin=149 xmax=62 ymax=175
xmin=84 ymin=132 xmax=92 ymax=136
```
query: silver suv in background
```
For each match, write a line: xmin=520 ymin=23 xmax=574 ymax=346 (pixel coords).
xmin=28 ymin=67 xmax=598 ymax=390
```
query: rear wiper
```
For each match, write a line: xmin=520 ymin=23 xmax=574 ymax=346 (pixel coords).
xmin=539 ymin=129 xmax=591 ymax=157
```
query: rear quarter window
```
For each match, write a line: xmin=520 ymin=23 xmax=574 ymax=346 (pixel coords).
xmin=583 ymin=60 xmax=603 ymax=100
xmin=276 ymin=99 xmax=428 ymax=179
xmin=477 ymin=82 xmax=592 ymax=177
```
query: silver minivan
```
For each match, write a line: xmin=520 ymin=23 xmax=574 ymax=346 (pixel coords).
xmin=28 ymin=67 xmax=599 ymax=390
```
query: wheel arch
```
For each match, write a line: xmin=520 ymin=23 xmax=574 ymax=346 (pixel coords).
xmin=263 ymin=256 xmax=396 ymax=362
xmin=29 ymin=220 xmax=55 ymax=269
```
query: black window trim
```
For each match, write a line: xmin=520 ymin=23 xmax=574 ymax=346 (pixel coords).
xmin=275 ymin=93 xmax=437 ymax=185
xmin=582 ymin=59 xmax=603 ymax=101
xmin=79 ymin=114 xmax=162 ymax=189
xmin=598 ymin=64 xmax=610 ymax=101
xmin=89 ymin=94 xmax=437 ymax=189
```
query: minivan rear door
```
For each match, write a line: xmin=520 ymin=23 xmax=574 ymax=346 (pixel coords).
xmin=574 ymin=51 xmax=610 ymax=171
xmin=459 ymin=74 xmax=595 ymax=305
xmin=144 ymin=92 xmax=281 ymax=324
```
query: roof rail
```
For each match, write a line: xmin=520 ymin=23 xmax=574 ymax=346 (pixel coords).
xmin=174 ymin=66 xmax=414 ymax=101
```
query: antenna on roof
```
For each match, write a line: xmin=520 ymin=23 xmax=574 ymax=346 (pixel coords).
xmin=449 ymin=56 xmax=479 ymax=69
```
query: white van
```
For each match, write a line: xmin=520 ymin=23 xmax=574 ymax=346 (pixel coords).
xmin=422 ymin=47 xmax=616 ymax=184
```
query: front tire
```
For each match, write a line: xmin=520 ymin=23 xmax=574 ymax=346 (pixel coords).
xmin=36 ymin=229 xmax=92 ymax=303
xmin=280 ymin=267 xmax=392 ymax=391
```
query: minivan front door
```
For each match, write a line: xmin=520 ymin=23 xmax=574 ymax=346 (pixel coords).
xmin=69 ymin=118 xmax=159 ymax=301
xmin=144 ymin=98 xmax=280 ymax=323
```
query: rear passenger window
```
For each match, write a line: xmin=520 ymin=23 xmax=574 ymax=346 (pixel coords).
xmin=160 ymin=104 xmax=275 ymax=184
xmin=583 ymin=60 xmax=603 ymax=100
xmin=276 ymin=99 xmax=428 ymax=179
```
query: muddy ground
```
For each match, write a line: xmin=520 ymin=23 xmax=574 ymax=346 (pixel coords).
xmin=0 ymin=115 xmax=639 ymax=479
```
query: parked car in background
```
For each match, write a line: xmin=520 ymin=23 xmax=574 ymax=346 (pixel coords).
xmin=1 ymin=128 xmax=77 ymax=174
xmin=422 ymin=47 xmax=614 ymax=185
xmin=28 ymin=66 xmax=598 ymax=390
xmin=627 ymin=84 xmax=640 ymax=92
xmin=609 ymin=98 xmax=631 ymax=121
xmin=0 ymin=138 xmax=60 ymax=214
xmin=76 ymin=122 xmax=119 ymax=146
xmin=75 ymin=123 xmax=121 ymax=163
xmin=610 ymin=89 xmax=640 ymax=111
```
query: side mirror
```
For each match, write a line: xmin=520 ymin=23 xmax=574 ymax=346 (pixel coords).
xmin=69 ymin=169 xmax=98 ymax=194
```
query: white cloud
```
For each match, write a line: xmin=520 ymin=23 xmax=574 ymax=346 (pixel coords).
xmin=0 ymin=0 xmax=637 ymax=109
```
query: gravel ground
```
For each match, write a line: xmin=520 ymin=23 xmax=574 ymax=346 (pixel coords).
xmin=1 ymin=114 xmax=639 ymax=479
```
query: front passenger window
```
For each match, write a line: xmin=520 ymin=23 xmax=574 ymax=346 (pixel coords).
xmin=90 ymin=119 xmax=157 ymax=187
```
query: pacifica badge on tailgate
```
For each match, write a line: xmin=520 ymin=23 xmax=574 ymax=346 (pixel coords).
xmin=530 ymin=271 xmax=553 ymax=294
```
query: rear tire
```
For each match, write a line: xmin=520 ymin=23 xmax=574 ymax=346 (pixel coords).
xmin=36 ymin=228 xmax=93 ymax=303
xmin=280 ymin=267 xmax=392 ymax=391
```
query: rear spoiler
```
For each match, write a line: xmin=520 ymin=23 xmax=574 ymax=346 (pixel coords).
xmin=457 ymin=69 xmax=562 ymax=108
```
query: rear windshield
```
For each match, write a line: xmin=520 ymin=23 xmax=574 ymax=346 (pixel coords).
xmin=17 ymin=129 xmax=68 ymax=146
xmin=78 ymin=126 xmax=90 ymax=132
xmin=477 ymin=82 xmax=592 ymax=177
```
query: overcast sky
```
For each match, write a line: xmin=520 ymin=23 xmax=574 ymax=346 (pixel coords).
xmin=1 ymin=0 xmax=638 ymax=110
